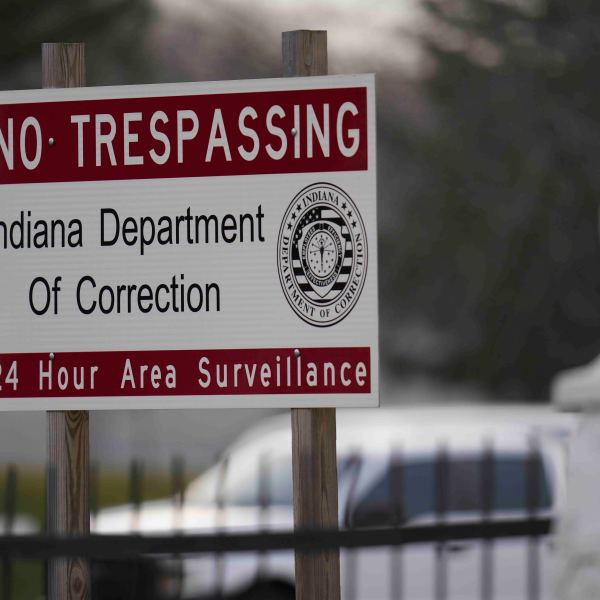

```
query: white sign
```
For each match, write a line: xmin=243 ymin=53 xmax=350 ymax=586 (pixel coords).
xmin=0 ymin=74 xmax=378 ymax=409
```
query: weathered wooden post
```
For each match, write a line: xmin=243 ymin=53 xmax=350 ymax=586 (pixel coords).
xmin=284 ymin=30 xmax=342 ymax=600
xmin=43 ymin=43 xmax=90 ymax=600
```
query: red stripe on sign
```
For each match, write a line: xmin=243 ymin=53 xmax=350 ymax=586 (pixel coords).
xmin=0 ymin=347 xmax=371 ymax=398
xmin=0 ymin=87 xmax=368 ymax=184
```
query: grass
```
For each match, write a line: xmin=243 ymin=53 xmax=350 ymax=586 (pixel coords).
xmin=0 ymin=464 xmax=196 ymax=527
xmin=0 ymin=463 xmax=199 ymax=599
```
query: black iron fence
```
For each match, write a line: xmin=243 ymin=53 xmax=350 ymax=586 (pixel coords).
xmin=0 ymin=438 xmax=556 ymax=600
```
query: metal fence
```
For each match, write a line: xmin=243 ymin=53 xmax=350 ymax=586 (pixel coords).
xmin=0 ymin=439 xmax=555 ymax=600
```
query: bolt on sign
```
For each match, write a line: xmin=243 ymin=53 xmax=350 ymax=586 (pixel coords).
xmin=0 ymin=75 xmax=378 ymax=409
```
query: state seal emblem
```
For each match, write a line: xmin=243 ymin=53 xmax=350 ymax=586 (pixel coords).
xmin=277 ymin=183 xmax=368 ymax=327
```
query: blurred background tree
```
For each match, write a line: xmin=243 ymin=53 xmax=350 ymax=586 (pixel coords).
xmin=0 ymin=0 xmax=152 ymax=88
xmin=383 ymin=0 xmax=600 ymax=398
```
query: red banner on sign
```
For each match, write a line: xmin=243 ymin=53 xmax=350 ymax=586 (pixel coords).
xmin=0 ymin=87 xmax=368 ymax=184
xmin=0 ymin=347 xmax=371 ymax=399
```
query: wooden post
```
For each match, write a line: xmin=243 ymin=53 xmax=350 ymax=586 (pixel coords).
xmin=43 ymin=43 xmax=90 ymax=600
xmin=283 ymin=30 xmax=328 ymax=78
xmin=283 ymin=30 xmax=341 ymax=600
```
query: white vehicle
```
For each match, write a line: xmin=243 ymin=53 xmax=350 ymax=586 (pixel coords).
xmin=94 ymin=404 xmax=577 ymax=600
xmin=0 ymin=514 xmax=37 ymax=536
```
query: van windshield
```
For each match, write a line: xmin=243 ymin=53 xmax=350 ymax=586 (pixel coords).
xmin=351 ymin=453 xmax=553 ymax=528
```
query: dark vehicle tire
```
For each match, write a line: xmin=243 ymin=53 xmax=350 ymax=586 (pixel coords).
xmin=236 ymin=581 xmax=295 ymax=600
xmin=91 ymin=559 xmax=161 ymax=600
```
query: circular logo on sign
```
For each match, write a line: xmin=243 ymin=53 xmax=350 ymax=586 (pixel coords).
xmin=277 ymin=183 xmax=368 ymax=327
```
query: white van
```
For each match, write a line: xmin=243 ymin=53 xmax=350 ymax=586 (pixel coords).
xmin=95 ymin=404 xmax=576 ymax=600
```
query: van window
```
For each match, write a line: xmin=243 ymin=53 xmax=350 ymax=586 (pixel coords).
xmin=352 ymin=453 xmax=552 ymax=528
